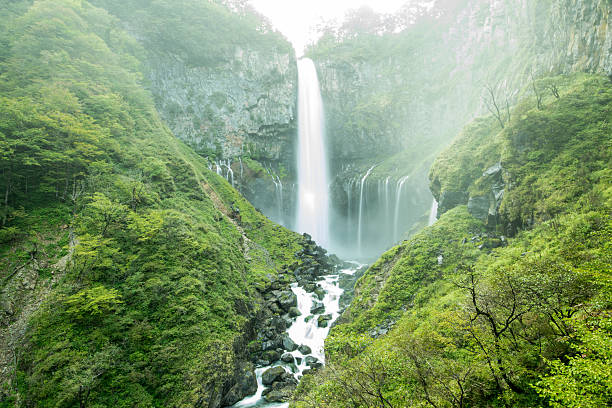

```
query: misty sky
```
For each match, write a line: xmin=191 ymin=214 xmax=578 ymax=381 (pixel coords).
xmin=248 ymin=0 xmax=408 ymax=55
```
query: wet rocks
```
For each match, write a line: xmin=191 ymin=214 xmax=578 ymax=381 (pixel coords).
xmin=298 ymin=344 xmax=312 ymax=355
xmin=281 ymin=335 xmax=298 ymax=351
xmin=304 ymin=356 xmax=323 ymax=369
xmin=288 ymin=307 xmax=301 ymax=317
xmin=262 ymin=366 xmax=287 ymax=385
xmin=221 ymin=362 xmax=258 ymax=406
xmin=317 ymin=314 xmax=332 ymax=328
xmin=278 ymin=291 xmax=297 ymax=312
xmin=262 ymin=350 xmax=281 ymax=363
xmin=313 ymin=286 xmax=326 ymax=300
xmin=261 ymin=368 xmax=298 ymax=403
xmin=280 ymin=353 xmax=295 ymax=363
xmin=310 ymin=301 xmax=325 ymax=314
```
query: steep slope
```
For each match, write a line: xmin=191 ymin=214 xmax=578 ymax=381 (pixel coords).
xmin=292 ymin=74 xmax=612 ymax=407
xmin=0 ymin=1 xmax=303 ymax=406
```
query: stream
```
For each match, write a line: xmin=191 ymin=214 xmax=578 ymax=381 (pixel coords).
xmin=233 ymin=264 xmax=359 ymax=407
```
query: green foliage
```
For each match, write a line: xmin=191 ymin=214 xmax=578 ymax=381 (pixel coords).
xmin=64 ymin=286 xmax=122 ymax=321
xmin=535 ymin=315 xmax=612 ymax=408
xmin=89 ymin=0 xmax=292 ymax=67
xmin=0 ymin=0 xmax=302 ymax=406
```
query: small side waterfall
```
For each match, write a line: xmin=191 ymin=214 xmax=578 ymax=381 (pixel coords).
xmin=296 ymin=58 xmax=329 ymax=248
xmin=428 ymin=199 xmax=438 ymax=226
xmin=265 ymin=164 xmax=284 ymax=224
xmin=393 ymin=175 xmax=410 ymax=241
xmin=357 ymin=165 xmax=375 ymax=255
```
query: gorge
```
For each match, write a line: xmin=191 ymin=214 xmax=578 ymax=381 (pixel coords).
xmin=0 ymin=1 xmax=611 ymax=408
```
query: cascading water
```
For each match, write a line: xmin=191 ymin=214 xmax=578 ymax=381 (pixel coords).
xmin=233 ymin=264 xmax=359 ymax=408
xmin=265 ymin=164 xmax=284 ymax=225
xmin=393 ymin=175 xmax=410 ymax=242
xmin=428 ymin=198 xmax=438 ymax=226
xmin=296 ymin=58 xmax=329 ymax=248
xmin=357 ymin=165 xmax=375 ymax=256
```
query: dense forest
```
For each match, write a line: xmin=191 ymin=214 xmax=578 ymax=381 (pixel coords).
xmin=0 ymin=0 xmax=610 ymax=407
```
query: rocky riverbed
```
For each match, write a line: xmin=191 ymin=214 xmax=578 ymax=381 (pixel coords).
xmin=228 ymin=234 xmax=361 ymax=407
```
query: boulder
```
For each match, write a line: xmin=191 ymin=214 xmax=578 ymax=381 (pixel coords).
xmin=317 ymin=314 xmax=332 ymax=327
xmin=313 ymin=287 xmax=326 ymax=300
xmin=310 ymin=301 xmax=325 ymax=314
xmin=278 ymin=291 xmax=297 ymax=312
xmin=262 ymin=340 xmax=278 ymax=351
xmin=280 ymin=353 xmax=295 ymax=363
xmin=483 ymin=162 xmax=502 ymax=178
xmin=262 ymin=350 xmax=280 ymax=363
xmin=297 ymin=344 xmax=312 ymax=355
xmin=288 ymin=307 xmax=301 ymax=317
xmin=262 ymin=366 xmax=286 ymax=385
xmin=281 ymin=335 xmax=298 ymax=351
xmin=263 ymin=385 xmax=295 ymax=402
xmin=304 ymin=356 xmax=322 ymax=368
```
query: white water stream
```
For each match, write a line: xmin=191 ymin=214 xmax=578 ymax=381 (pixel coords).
xmin=296 ymin=58 xmax=329 ymax=248
xmin=233 ymin=265 xmax=359 ymax=407
xmin=357 ymin=165 xmax=376 ymax=256
xmin=428 ymin=199 xmax=438 ymax=226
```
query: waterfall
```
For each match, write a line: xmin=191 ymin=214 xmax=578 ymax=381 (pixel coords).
xmin=357 ymin=166 xmax=375 ymax=256
xmin=384 ymin=176 xmax=391 ymax=232
xmin=224 ymin=160 xmax=234 ymax=187
xmin=393 ymin=175 xmax=410 ymax=242
xmin=296 ymin=58 xmax=329 ymax=248
xmin=346 ymin=178 xmax=354 ymax=240
xmin=428 ymin=198 xmax=438 ymax=226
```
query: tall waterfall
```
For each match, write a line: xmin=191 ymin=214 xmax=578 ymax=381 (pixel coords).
xmin=296 ymin=58 xmax=329 ymax=248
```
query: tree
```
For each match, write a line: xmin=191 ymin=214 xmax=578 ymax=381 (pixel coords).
xmin=535 ymin=315 xmax=612 ymax=408
xmin=482 ymin=83 xmax=511 ymax=129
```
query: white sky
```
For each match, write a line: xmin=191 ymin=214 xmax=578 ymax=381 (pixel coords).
xmin=248 ymin=0 xmax=409 ymax=55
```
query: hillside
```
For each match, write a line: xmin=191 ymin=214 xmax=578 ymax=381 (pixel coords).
xmin=292 ymin=74 xmax=612 ymax=407
xmin=0 ymin=1 xmax=304 ymax=406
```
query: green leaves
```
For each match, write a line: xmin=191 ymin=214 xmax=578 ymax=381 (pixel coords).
xmin=64 ymin=285 xmax=123 ymax=321
xmin=535 ymin=316 xmax=612 ymax=408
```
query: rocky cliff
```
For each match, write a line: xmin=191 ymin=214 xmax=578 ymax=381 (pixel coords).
xmin=146 ymin=49 xmax=297 ymax=162
xmin=90 ymin=0 xmax=299 ymax=227
xmin=308 ymin=0 xmax=611 ymax=256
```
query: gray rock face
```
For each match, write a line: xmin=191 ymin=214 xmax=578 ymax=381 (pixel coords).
xmin=222 ymin=362 xmax=258 ymax=406
xmin=438 ymin=191 xmax=469 ymax=216
xmin=145 ymin=50 xmax=297 ymax=161
xmin=468 ymin=195 xmax=490 ymax=221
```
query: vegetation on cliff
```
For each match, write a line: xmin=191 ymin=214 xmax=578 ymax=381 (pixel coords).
xmin=292 ymin=74 xmax=612 ymax=407
xmin=0 ymin=1 xmax=302 ymax=406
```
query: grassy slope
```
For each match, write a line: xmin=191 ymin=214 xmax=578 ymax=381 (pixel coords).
xmin=293 ymin=74 xmax=612 ymax=407
xmin=0 ymin=1 xmax=302 ymax=406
